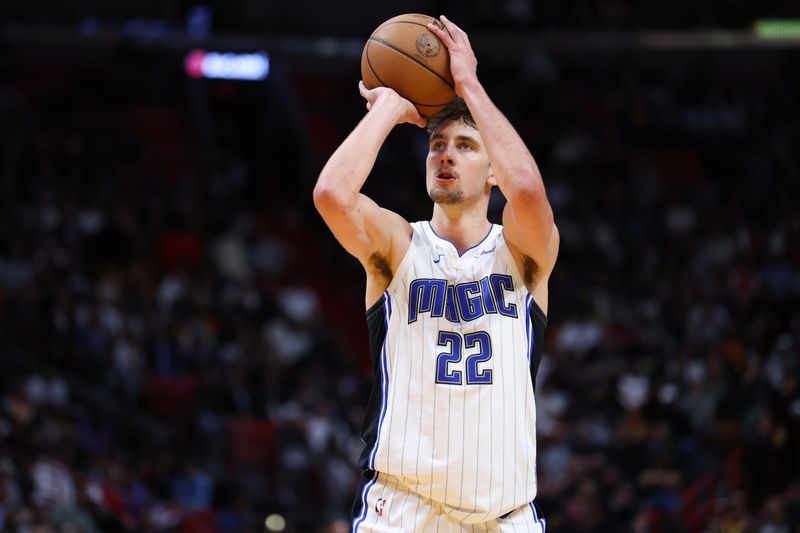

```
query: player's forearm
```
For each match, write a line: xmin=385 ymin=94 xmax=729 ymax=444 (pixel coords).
xmin=313 ymin=101 xmax=403 ymax=210
xmin=459 ymin=80 xmax=547 ymax=203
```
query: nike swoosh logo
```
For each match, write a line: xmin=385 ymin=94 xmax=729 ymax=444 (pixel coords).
xmin=433 ymin=254 xmax=445 ymax=264
xmin=477 ymin=246 xmax=496 ymax=257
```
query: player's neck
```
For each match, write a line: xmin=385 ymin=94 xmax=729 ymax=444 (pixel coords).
xmin=430 ymin=206 xmax=492 ymax=255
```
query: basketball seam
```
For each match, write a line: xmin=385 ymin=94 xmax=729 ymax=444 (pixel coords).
xmin=365 ymin=39 xmax=449 ymax=107
xmin=369 ymin=36 xmax=455 ymax=90
xmin=372 ymin=19 xmax=452 ymax=38
xmin=375 ymin=20 xmax=440 ymax=32
xmin=367 ymin=51 xmax=449 ymax=107
xmin=365 ymin=40 xmax=389 ymax=90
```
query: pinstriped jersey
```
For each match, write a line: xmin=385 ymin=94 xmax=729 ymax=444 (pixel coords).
xmin=358 ymin=221 xmax=548 ymax=523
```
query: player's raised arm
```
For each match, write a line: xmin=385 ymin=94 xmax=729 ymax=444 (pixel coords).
xmin=313 ymin=83 xmax=424 ymax=300
xmin=427 ymin=16 xmax=558 ymax=279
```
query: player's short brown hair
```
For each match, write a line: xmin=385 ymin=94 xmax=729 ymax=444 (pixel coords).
xmin=427 ymin=97 xmax=477 ymax=137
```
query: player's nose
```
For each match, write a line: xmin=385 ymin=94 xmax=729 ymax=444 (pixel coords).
xmin=439 ymin=148 xmax=454 ymax=166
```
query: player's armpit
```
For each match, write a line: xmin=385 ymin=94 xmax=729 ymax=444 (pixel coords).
xmin=503 ymin=207 xmax=559 ymax=290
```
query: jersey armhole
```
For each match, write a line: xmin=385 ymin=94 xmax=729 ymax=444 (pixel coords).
xmin=366 ymin=294 xmax=386 ymax=318
xmin=384 ymin=222 xmax=420 ymax=295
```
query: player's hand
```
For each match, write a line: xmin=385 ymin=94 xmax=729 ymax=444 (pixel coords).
xmin=359 ymin=81 xmax=427 ymax=128
xmin=426 ymin=15 xmax=478 ymax=96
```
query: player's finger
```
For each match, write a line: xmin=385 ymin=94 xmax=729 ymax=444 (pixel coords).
xmin=439 ymin=15 xmax=469 ymax=43
xmin=439 ymin=15 xmax=461 ymax=35
xmin=427 ymin=23 xmax=455 ymax=48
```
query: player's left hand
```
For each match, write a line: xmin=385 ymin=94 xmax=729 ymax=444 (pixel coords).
xmin=427 ymin=15 xmax=478 ymax=96
xmin=358 ymin=81 xmax=427 ymax=127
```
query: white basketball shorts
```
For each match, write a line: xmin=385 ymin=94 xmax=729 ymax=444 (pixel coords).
xmin=351 ymin=471 xmax=547 ymax=533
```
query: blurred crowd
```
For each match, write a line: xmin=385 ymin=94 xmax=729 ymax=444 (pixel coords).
xmin=0 ymin=62 xmax=364 ymax=532
xmin=1 ymin=35 xmax=799 ymax=533
xmin=3 ymin=0 xmax=799 ymax=35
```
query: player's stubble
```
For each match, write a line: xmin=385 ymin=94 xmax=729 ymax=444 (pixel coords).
xmin=429 ymin=187 xmax=464 ymax=205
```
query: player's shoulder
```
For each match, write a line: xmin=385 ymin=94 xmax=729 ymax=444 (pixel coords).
xmin=405 ymin=219 xmax=438 ymax=245
xmin=380 ymin=208 xmax=413 ymax=231
xmin=500 ymin=223 xmax=558 ymax=266
xmin=377 ymin=208 xmax=413 ymax=252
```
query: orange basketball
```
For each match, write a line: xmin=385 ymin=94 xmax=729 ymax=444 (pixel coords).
xmin=361 ymin=14 xmax=456 ymax=117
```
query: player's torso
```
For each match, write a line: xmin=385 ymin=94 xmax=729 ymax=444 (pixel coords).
xmin=360 ymin=221 xmax=547 ymax=522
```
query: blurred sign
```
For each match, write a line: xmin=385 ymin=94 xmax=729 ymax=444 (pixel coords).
xmin=755 ymin=19 xmax=800 ymax=39
xmin=184 ymin=49 xmax=270 ymax=80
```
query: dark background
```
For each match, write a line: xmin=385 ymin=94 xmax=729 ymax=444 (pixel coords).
xmin=1 ymin=1 xmax=799 ymax=532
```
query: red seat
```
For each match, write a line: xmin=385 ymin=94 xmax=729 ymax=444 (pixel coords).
xmin=141 ymin=377 xmax=197 ymax=422
xmin=228 ymin=416 xmax=276 ymax=474
xmin=181 ymin=509 xmax=218 ymax=533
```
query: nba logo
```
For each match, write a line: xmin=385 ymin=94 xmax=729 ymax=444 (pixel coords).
xmin=375 ymin=498 xmax=388 ymax=516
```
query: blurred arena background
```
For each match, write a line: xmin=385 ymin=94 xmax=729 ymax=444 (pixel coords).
xmin=1 ymin=1 xmax=799 ymax=531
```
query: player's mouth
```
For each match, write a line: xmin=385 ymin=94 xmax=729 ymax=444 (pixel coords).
xmin=435 ymin=169 xmax=458 ymax=182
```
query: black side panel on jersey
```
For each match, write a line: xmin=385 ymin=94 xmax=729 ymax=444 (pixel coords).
xmin=357 ymin=295 xmax=388 ymax=470
xmin=529 ymin=298 xmax=548 ymax=391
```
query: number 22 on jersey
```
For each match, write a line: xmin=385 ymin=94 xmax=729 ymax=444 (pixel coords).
xmin=435 ymin=330 xmax=493 ymax=385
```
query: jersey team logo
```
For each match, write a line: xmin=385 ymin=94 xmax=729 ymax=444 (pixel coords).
xmin=375 ymin=498 xmax=388 ymax=516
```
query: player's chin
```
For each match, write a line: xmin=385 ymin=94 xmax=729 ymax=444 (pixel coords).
xmin=428 ymin=187 xmax=463 ymax=205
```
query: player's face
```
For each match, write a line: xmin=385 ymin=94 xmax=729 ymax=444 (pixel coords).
xmin=426 ymin=119 xmax=492 ymax=205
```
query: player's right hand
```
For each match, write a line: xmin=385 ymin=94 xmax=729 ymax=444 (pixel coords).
xmin=427 ymin=16 xmax=478 ymax=97
xmin=359 ymin=81 xmax=426 ymax=128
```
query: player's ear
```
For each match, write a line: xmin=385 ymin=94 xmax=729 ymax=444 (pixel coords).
xmin=487 ymin=164 xmax=497 ymax=187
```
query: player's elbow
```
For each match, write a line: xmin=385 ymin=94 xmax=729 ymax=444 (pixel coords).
xmin=520 ymin=180 xmax=547 ymax=205
xmin=508 ymin=171 xmax=548 ymax=206
xmin=511 ymin=180 xmax=554 ymax=223
xmin=313 ymin=181 xmax=352 ymax=216
xmin=312 ymin=182 xmax=335 ymax=213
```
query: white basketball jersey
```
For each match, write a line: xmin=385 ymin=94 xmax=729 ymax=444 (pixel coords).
xmin=358 ymin=221 xmax=548 ymax=524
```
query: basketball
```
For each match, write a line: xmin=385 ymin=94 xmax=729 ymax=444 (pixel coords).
xmin=361 ymin=14 xmax=456 ymax=117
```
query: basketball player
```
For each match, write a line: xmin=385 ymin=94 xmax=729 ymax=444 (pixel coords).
xmin=313 ymin=15 xmax=558 ymax=532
